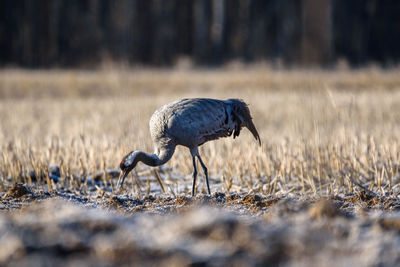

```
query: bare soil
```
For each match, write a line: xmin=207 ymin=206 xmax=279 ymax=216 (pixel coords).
xmin=1 ymin=184 xmax=399 ymax=266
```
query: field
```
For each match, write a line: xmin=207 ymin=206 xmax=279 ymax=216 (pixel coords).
xmin=1 ymin=67 xmax=400 ymax=266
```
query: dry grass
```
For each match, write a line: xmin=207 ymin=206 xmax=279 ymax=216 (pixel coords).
xmin=1 ymin=67 xmax=400 ymax=197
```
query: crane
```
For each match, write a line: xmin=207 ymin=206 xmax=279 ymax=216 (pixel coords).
xmin=117 ymin=98 xmax=261 ymax=196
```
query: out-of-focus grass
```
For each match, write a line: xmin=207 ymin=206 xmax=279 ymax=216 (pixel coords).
xmin=1 ymin=67 xmax=400 ymax=196
xmin=1 ymin=67 xmax=400 ymax=98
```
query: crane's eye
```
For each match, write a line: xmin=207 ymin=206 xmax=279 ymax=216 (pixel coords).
xmin=120 ymin=161 xmax=128 ymax=170
xmin=120 ymin=160 xmax=127 ymax=169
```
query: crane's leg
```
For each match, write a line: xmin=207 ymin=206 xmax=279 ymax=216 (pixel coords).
xmin=197 ymin=155 xmax=210 ymax=195
xmin=191 ymin=155 xmax=198 ymax=196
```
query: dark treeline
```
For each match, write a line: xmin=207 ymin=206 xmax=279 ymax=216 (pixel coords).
xmin=1 ymin=0 xmax=400 ymax=68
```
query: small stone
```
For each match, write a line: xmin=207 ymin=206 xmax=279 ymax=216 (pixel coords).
xmin=49 ymin=174 xmax=60 ymax=182
xmin=28 ymin=170 xmax=37 ymax=181
xmin=47 ymin=165 xmax=61 ymax=183
xmin=48 ymin=164 xmax=60 ymax=177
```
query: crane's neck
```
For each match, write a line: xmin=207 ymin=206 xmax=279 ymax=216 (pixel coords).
xmin=129 ymin=146 xmax=175 ymax=167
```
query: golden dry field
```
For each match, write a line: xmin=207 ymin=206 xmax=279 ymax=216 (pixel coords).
xmin=1 ymin=67 xmax=400 ymax=266
xmin=1 ymin=67 xmax=400 ymax=196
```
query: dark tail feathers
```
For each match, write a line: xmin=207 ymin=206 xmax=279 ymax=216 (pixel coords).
xmin=228 ymin=99 xmax=261 ymax=146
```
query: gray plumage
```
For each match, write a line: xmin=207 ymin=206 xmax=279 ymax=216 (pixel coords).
xmin=117 ymin=98 xmax=261 ymax=196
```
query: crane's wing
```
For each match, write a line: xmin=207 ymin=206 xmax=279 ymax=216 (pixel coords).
xmin=165 ymin=99 xmax=234 ymax=146
xmin=161 ymin=98 xmax=261 ymax=147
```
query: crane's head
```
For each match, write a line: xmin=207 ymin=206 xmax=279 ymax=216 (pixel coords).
xmin=117 ymin=151 xmax=137 ymax=189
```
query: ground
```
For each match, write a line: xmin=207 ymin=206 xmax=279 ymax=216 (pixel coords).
xmin=0 ymin=67 xmax=400 ymax=266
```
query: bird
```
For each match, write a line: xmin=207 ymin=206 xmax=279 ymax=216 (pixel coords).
xmin=117 ymin=98 xmax=261 ymax=196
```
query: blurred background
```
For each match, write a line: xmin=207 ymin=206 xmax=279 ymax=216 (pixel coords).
xmin=1 ymin=0 xmax=400 ymax=68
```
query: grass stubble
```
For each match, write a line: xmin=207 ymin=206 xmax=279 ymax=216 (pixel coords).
xmin=1 ymin=67 xmax=400 ymax=265
xmin=0 ymin=67 xmax=399 ymax=199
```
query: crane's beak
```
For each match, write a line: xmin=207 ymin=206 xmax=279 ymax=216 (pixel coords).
xmin=117 ymin=170 xmax=128 ymax=190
